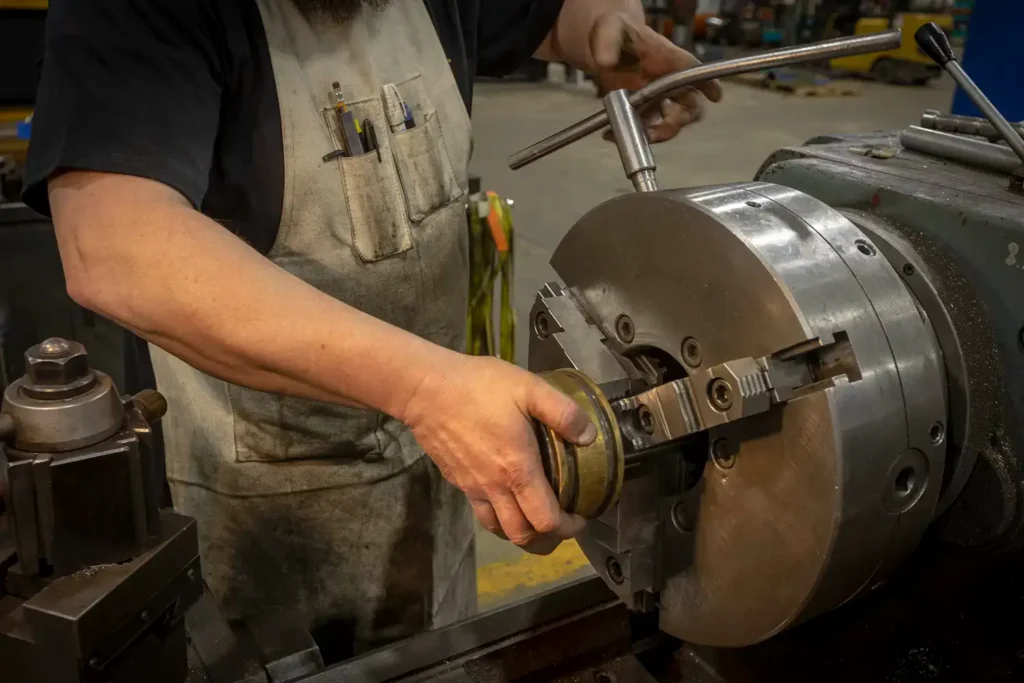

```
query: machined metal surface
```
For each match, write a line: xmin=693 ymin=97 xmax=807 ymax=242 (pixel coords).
xmin=842 ymin=210 xmax=972 ymax=516
xmin=3 ymin=372 xmax=123 ymax=452
xmin=509 ymin=31 xmax=901 ymax=170
xmin=756 ymin=130 xmax=1024 ymax=551
xmin=603 ymin=89 xmax=658 ymax=192
xmin=899 ymin=125 xmax=1024 ymax=174
xmin=529 ymin=184 xmax=947 ymax=646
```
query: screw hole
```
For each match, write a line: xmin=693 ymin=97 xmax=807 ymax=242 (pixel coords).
xmin=681 ymin=337 xmax=702 ymax=367
xmin=635 ymin=405 xmax=656 ymax=434
xmin=855 ymin=239 xmax=877 ymax=257
xmin=894 ymin=466 xmax=916 ymax=496
xmin=711 ymin=438 xmax=736 ymax=469
xmin=929 ymin=421 xmax=945 ymax=445
xmin=605 ymin=557 xmax=625 ymax=585
xmin=746 ymin=200 xmax=761 ymax=208
xmin=902 ymin=263 xmax=915 ymax=276
xmin=595 ymin=672 xmax=618 ymax=683
xmin=615 ymin=315 xmax=635 ymax=343
xmin=534 ymin=311 xmax=550 ymax=339
xmin=671 ymin=501 xmax=694 ymax=532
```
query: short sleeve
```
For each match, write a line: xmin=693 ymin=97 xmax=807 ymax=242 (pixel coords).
xmin=476 ymin=0 xmax=565 ymax=78
xmin=22 ymin=0 xmax=224 ymax=215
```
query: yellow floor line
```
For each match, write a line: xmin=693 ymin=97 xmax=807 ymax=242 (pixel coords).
xmin=476 ymin=539 xmax=591 ymax=605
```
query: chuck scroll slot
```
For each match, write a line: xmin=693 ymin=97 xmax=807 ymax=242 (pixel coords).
xmin=535 ymin=368 xmax=625 ymax=519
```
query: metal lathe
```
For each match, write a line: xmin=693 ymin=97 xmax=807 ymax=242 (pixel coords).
xmin=2 ymin=24 xmax=1024 ymax=683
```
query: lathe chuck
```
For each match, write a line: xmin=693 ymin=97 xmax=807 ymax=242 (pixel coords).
xmin=529 ymin=183 xmax=950 ymax=646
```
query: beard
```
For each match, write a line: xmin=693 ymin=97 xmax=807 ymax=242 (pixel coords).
xmin=293 ymin=0 xmax=394 ymax=22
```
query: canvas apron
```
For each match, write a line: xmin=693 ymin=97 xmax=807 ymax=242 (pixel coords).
xmin=148 ymin=0 xmax=475 ymax=648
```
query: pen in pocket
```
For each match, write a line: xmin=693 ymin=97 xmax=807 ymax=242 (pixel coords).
xmin=382 ymin=83 xmax=407 ymax=134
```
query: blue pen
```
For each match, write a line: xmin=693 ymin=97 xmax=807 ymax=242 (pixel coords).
xmin=402 ymin=103 xmax=416 ymax=130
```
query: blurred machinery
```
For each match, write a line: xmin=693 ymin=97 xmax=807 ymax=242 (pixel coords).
xmin=822 ymin=1 xmax=954 ymax=83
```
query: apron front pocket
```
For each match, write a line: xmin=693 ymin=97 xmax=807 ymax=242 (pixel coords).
xmin=391 ymin=113 xmax=463 ymax=222
xmin=324 ymin=101 xmax=413 ymax=263
xmin=338 ymin=151 xmax=412 ymax=261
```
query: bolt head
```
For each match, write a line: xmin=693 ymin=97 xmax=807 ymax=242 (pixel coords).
xmin=24 ymin=339 xmax=92 ymax=389
xmin=708 ymin=378 xmax=734 ymax=411
xmin=38 ymin=337 xmax=71 ymax=357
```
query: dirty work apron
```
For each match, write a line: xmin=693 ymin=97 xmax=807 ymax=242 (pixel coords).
xmin=148 ymin=0 xmax=475 ymax=649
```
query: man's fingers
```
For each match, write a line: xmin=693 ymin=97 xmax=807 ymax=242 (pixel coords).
xmin=589 ymin=12 xmax=629 ymax=69
xmin=521 ymin=534 xmax=562 ymax=556
xmin=526 ymin=381 xmax=596 ymax=446
xmin=470 ymin=498 xmax=505 ymax=539
xmin=645 ymin=96 xmax=702 ymax=142
xmin=488 ymin=491 xmax=537 ymax=547
xmin=696 ymin=79 xmax=724 ymax=104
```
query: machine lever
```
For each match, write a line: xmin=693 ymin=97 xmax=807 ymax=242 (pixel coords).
xmin=916 ymin=22 xmax=1024 ymax=166
xmin=508 ymin=31 xmax=901 ymax=172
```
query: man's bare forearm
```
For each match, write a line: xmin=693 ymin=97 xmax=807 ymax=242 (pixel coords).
xmin=49 ymin=170 xmax=451 ymax=420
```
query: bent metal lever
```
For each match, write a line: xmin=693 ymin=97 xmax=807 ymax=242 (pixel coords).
xmin=508 ymin=30 xmax=902 ymax=188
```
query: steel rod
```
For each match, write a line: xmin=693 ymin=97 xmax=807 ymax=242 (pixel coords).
xmin=509 ymin=30 xmax=902 ymax=170
xmin=899 ymin=125 xmax=1023 ymax=174
xmin=943 ymin=62 xmax=1024 ymax=165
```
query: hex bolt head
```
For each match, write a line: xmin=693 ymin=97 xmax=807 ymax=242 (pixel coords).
xmin=708 ymin=378 xmax=733 ymax=411
xmin=22 ymin=339 xmax=96 ymax=399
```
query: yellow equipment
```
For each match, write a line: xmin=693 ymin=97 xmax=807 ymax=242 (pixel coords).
xmin=829 ymin=13 xmax=954 ymax=84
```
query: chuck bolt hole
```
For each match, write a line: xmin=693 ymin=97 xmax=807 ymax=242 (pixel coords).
xmin=746 ymin=200 xmax=762 ymax=208
xmin=534 ymin=311 xmax=551 ymax=339
xmin=855 ymin=239 xmax=877 ymax=257
xmin=615 ymin=315 xmax=635 ymax=343
xmin=681 ymin=337 xmax=702 ymax=367
xmin=606 ymin=557 xmax=625 ymax=585
xmin=595 ymin=672 xmax=618 ymax=683
xmin=929 ymin=421 xmax=945 ymax=445
xmin=894 ymin=466 xmax=916 ymax=497
xmin=635 ymin=405 xmax=656 ymax=434
xmin=902 ymin=263 xmax=915 ymax=276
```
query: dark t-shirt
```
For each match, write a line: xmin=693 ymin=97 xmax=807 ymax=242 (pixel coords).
xmin=22 ymin=0 xmax=562 ymax=253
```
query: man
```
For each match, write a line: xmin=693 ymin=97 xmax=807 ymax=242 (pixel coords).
xmin=23 ymin=0 xmax=720 ymax=654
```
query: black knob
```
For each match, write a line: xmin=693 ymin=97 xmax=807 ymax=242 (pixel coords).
xmin=915 ymin=22 xmax=956 ymax=66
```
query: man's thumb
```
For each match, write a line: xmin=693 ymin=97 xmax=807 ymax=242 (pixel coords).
xmin=529 ymin=383 xmax=597 ymax=446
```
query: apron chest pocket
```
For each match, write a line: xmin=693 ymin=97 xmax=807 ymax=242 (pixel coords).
xmin=324 ymin=100 xmax=412 ymax=263
xmin=337 ymin=150 xmax=412 ymax=262
xmin=391 ymin=112 xmax=463 ymax=222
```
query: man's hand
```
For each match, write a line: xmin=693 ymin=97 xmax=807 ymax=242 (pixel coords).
xmin=400 ymin=355 xmax=592 ymax=555
xmin=536 ymin=0 xmax=723 ymax=143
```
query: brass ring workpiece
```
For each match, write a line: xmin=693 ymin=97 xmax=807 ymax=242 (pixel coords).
xmin=536 ymin=368 xmax=625 ymax=518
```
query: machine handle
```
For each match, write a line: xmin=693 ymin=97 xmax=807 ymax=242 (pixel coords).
xmin=915 ymin=22 xmax=1024 ymax=167
xmin=509 ymin=30 xmax=902 ymax=171
xmin=914 ymin=21 xmax=955 ymax=66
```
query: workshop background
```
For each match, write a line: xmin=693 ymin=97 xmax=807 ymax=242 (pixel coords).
xmin=0 ymin=0 xmax=1011 ymax=611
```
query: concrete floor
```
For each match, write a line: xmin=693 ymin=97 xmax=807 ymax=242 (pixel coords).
xmin=469 ymin=73 xmax=957 ymax=608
